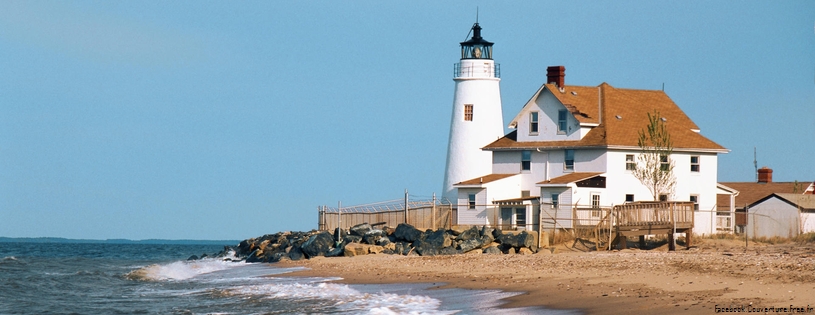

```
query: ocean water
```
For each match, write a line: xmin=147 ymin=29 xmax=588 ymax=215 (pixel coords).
xmin=0 ymin=242 xmax=575 ymax=314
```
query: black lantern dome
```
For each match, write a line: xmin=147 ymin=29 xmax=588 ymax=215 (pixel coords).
xmin=460 ymin=23 xmax=493 ymax=60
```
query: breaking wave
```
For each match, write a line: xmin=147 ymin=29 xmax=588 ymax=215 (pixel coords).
xmin=126 ymin=254 xmax=241 ymax=281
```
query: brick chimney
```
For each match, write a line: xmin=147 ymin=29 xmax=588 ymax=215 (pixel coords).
xmin=757 ymin=166 xmax=773 ymax=183
xmin=547 ymin=66 xmax=565 ymax=87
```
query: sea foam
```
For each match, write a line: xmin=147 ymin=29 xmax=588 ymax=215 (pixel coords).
xmin=229 ymin=282 xmax=453 ymax=314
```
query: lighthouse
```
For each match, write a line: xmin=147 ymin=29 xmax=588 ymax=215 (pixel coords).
xmin=442 ymin=22 xmax=505 ymax=202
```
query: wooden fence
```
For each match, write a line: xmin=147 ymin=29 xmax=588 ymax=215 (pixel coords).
xmin=318 ymin=203 xmax=453 ymax=231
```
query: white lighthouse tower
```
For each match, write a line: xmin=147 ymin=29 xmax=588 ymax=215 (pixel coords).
xmin=442 ymin=22 xmax=504 ymax=202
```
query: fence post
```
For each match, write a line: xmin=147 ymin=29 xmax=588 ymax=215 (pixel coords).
xmin=404 ymin=189 xmax=408 ymax=225
xmin=432 ymin=193 xmax=436 ymax=230
xmin=338 ymin=201 xmax=342 ymax=237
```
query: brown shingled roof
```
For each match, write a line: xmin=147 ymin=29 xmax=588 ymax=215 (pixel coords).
xmin=537 ymin=172 xmax=604 ymax=185
xmin=455 ymin=174 xmax=517 ymax=186
xmin=717 ymin=182 xmax=813 ymax=210
xmin=487 ymin=83 xmax=726 ymax=152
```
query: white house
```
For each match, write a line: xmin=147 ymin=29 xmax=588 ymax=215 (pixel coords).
xmin=453 ymin=66 xmax=729 ymax=235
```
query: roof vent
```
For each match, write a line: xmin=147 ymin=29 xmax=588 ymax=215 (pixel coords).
xmin=615 ymin=115 xmax=622 ymax=120
xmin=571 ymin=91 xmax=577 ymax=96
xmin=660 ymin=117 xmax=667 ymax=122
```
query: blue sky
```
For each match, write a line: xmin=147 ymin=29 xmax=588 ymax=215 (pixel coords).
xmin=1 ymin=1 xmax=813 ymax=240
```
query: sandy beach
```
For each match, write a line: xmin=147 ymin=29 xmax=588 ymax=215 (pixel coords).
xmin=277 ymin=239 xmax=815 ymax=314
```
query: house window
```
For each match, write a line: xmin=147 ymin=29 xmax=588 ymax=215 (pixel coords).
xmin=660 ymin=155 xmax=670 ymax=171
xmin=564 ymin=149 xmax=574 ymax=171
xmin=529 ymin=112 xmax=539 ymax=134
xmin=557 ymin=110 xmax=568 ymax=134
xmin=690 ymin=195 xmax=699 ymax=211
xmin=464 ymin=104 xmax=473 ymax=121
xmin=468 ymin=193 xmax=476 ymax=210
xmin=625 ymin=154 xmax=635 ymax=171
xmin=515 ymin=208 xmax=526 ymax=227
xmin=521 ymin=150 xmax=531 ymax=171
xmin=591 ymin=194 xmax=600 ymax=217
xmin=659 ymin=194 xmax=668 ymax=202
xmin=551 ymin=193 xmax=559 ymax=209
xmin=690 ymin=156 xmax=700 ymax=172
xmin=625 ymin=194 xmax=634 ymax=202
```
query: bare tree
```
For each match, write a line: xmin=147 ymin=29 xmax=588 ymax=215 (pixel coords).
xmin=633 ymin=110 xmax=676 ymax=201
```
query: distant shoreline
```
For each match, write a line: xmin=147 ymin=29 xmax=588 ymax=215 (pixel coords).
xmin=0 ymin=237 xmax=238 ymax=245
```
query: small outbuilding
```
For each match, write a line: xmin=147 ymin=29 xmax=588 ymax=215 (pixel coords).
xmin=745 ymin=193 xmax=815 ymax=239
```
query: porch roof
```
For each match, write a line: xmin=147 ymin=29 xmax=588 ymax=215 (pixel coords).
xmin=536 ymin=172 xmax=604 ymax=186
xmin=492 ymin=196 xmax=540 ymax=205
xmin=454 ymin=173 xmax=517 ymax=186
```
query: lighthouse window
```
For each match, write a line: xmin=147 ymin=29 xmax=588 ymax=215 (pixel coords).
xmin=529 ymin=112 xmax=539 ymax=134
xmin=464 ymin=104 xmax=473 ymax=121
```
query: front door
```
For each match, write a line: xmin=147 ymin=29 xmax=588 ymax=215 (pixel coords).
xmin=501 ymin=208 xmax=512 ymax=230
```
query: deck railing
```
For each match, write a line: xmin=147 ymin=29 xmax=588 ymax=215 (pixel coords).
xmin=613 ymin=202 xmax=694 ymax=227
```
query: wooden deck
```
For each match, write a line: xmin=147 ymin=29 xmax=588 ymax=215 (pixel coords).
xmin=610 ymin=202 xmax=695 ymax=251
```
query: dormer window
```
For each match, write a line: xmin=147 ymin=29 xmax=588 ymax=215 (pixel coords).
xmin=529 ymin=112 xmax=539 ymax=134
xmin=557 ymin=110 xmax=568 ymax=134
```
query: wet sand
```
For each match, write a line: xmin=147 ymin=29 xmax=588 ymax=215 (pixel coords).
xmin=277 ymin=239 xmax=815 ymax=314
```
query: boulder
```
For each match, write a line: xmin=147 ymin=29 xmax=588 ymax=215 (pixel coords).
xmin=497 ymin=233 xmax=518 ymax=247
xmin=457 ymin=239 xmax=481 ymax=253
xmin=350 ymin=223 xmax=372 ymax=237
xmin=301 ymin=231 xmax=334 ymax=258
xmin=368 ymin=245 xmax=385 ymax=254
xmin=516 ymin=231 xmax=536 ymax=248
xmin=288 ymin=247 xmax=305 ymax=261
xmin=334 ymin=227 xmax=346 ymax=241
xmin=455 ymin=226 xmax=480 ymax=242
xmin=246 ymin=249 xmax=263 ymax=263
xmin=480 ymin=226 xmax=495 ymax=239
xmin=343 ymin=243 xmax=368 ymax=257
xmin=506 ymin=247 xmax=516 ymax=255
xmin=492 ymin=228 xmax=503 ymax=240
xmin=413 ymin=229 xmax=451 ymax=256
xmin=375 ymin=237 xmax=391 ymax=247
xmin=394 ymin=242 xmax=412 ymax=255
xmin=478 ymin=234 xmax=494 ymax=247
xmin=518 ymin=247 xmax=534 ymax=255
xmin=362 ymin=229 xmax=387 ymax=245
xmin=394 ymin=223 xmax=423 ymax=242
xmin=325 ymin=245 xmax=344 ymax=257
xmin=483 ymin=246 xmax=502 ymax=255
xmin=186 ymin=255 xmax=199 ymax=261
xmin=439 ymin=247 xmax=459 ymax=255
xmin=343 ymin=235 xmax=362 ymax=244
xmin=498 ymin=231 xmax=535 ymax=249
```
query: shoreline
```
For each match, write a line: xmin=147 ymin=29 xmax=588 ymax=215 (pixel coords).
xmin=276 ymin=239 xmax=815 ymax=314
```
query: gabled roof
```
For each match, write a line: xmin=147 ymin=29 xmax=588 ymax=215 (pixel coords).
xmin=454 ymin=174 xmax=517 ymax=186
xmin=488 ymin=83 xmax=727 ymax=152
xmin=717 ymin=181 xmax=814 ymax=210
xmin=537 ymin=172 xmax=604 ymax=185
xmin=751 ymin=193 xmax=815 ymax=211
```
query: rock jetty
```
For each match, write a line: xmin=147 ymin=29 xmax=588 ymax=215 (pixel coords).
xmin=224 ymin=223 xmax=540 ymax=263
